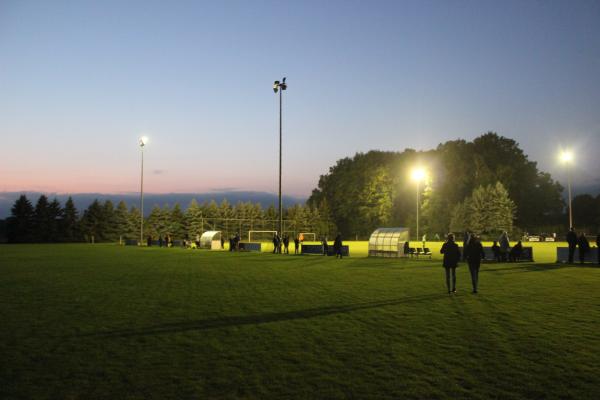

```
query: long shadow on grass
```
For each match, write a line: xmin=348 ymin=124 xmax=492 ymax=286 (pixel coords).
xmin=76 ymin=293 xmax=448 ymax=339
xmin=481 ymin=262 xmax=598 ymax=273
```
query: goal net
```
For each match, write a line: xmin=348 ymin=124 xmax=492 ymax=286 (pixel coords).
xmin=248 ymin=230 xmax=278 ymax=242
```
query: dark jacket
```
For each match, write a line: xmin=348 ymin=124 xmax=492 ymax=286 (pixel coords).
xmin=466 ymin=240 xmax=485 ymax=264
xmin=578 ymin=235 xmax=590 ymax=252
xmin=441 ymin=240 xmax=461 ymax=268
xmin=566 ymin=230 xmax=578 ymax=246
xmin=333 ymin=235 xmax=342 ymax=250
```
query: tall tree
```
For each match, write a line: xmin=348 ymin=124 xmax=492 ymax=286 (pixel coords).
xmin=61 ymin=197 xmax=80 ymax=242
xmin=33 ymin=195 xmax=51 ymax=242
xmin=7 ymin=195 xmax=35 ymax=243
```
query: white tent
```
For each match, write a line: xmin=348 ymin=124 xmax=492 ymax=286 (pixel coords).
xmin=200 ymin=231 xmax=222 ymax=250
xmin=368 ymin=227 xmax=410 ymax=258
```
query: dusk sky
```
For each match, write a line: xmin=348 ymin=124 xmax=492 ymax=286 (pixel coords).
xmin=1 ymin=0 xmax=599 ymax=197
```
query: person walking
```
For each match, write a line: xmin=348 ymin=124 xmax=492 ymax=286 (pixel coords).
xmin=466 ymin=234 xmax=485 ymax=294
xmin=333 ymin=234 xmax=343 ymax=259
xmin=499 ymin=231 xmax=510 ymax=262
xmin=322 ymin=237 xmax=329 ymax=256
xmin=462 ymin=231 xmax=471 ymax=261
xmin=578 ymin=233 xmax=590 ymax=264
xmin=491 ymin=241 xmax=501 ymax=262
xmin=566 ymin=228 xmax=578 ymax=263
xmin=294 ymin=236 xmax=300 ymax=254
xmin=158 ymin=235 xmax=164 ymax=248
xmin=441 ymin=233 xmax=461 ymax=294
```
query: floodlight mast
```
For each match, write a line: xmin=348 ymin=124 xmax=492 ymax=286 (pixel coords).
xmin=560 ymin=150 xmax=574 ymax=229
xmin=273 ymin=77 xmax=287 ymax=239
xmin=411 ymin=168 xmax=427 ymax=242
xmin=139 ymin=136 xmax=147 ymax=245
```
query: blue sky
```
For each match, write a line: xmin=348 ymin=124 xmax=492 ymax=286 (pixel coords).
xmin=1 ymin=0 xmax=599 ymax=196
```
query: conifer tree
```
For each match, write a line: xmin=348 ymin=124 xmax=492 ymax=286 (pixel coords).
xmin=61 ymin=197 xmax=80 ymax=242
xmin=7 ymin=195 xmax=35 ymax=243
xmin=33 ymin=195 xmax=51 ymax=242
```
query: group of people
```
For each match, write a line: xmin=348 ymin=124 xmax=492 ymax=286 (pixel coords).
xmin=566 ymin=228 xmax=599 ymax=264
xmin=146 ymin=234 xmax=174 ymax=247
xmin=441 ymin=233 xmax=485 ymax=294
xmin=272 ymin=234 xmax=301 ymax=254
xmin=321 ymin=234 xmax=344 ymax=258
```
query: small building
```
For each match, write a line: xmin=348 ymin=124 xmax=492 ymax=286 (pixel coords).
xmin=199 ymin=231 xmax=222 ymax=250
xmin=368 ymin=227 xmax=410 ymax=258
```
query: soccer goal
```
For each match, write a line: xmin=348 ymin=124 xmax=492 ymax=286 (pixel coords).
xmin=298 ymin=232 xmax=317 ymax=242
xmin=248 ymin=230 xmax=278 ymax=242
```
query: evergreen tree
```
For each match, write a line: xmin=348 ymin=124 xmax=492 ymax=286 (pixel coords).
xmin=47 ymin=198 xmax=63 ymax=242
xmin=128 ymin=206 xmax=142 ymax=241
xmin=80 ymin=200 xmax=104 ymax=242
xmin=169 ymin=203 xmax=186 ymax=239
xmin=185 ymin=199 xmax=204 ymax=239
xmin=7 ymin=195 xmax=35 ymax=243
xmin=61 ymin=197 xmax=80 ymax=242
xmin=114 ymin=201 xmax=131 ymax=241
xmin=33 ymin=195 xmax=51 ymax=242
xmin=101 ymin=200 xmax=118 ymax=241
xmin=146 ymin=205 xmax=164 ymax=239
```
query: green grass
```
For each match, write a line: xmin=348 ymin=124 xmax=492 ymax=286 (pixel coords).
xmin=1 ymin=244 xmax=599 ymax=399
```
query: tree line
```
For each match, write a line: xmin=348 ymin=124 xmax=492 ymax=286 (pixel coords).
xmin=308 ymin=132 xmax=600 ymax=239
xmin=3 ymin=195 xmax=334 ymax=243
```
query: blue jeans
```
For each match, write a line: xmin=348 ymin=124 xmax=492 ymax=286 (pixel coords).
xmin=468 ymin=263 xmax=480 ymax=292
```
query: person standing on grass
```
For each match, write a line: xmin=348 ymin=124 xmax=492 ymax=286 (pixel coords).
xmin=466 ymin=234 xmax=485 ymax=294
xmin=283 ymin=234 xmax=290 ymax=254
xmin=333 ymin=234 xmax=343 ymax=259
xmin=499 ymin=231 xmax=510 ymax=262
xmin=322 ymin=236 xmax=329 ymax=256
xmin=462 ymin=231 xmax=471 ymax=261
xmin=566 ymin=227 xmax=577 ymax=263
xmin=441 ymin=233 xmax=461 ymax=294
xmin=158 ymin=235 xmax=164 ymax=247
xmin=491 ymin=241 xmax=501 ymax=262
xmin=294 ymin=235 xmax=300 ymax=254
xmin=578 ymin=233 xmax=590 ymax=264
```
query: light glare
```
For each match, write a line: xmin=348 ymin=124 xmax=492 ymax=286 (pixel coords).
xmin=139 ymin=136 xmax=149 ymax=146
xmin=560 ymin=150 xmax=573 ymax=163
xmin=411 ymin=167 xmax=427 ymax=182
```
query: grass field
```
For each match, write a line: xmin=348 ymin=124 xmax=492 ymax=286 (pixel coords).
xmin=1 ymin=244 xmax=599 ymax=399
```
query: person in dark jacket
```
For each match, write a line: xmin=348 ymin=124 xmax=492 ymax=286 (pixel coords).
xmin=491 ymin=241 xmax=501 ymax=262
xmin=462 ymin=231 xmax=471 ymax=261
xmin=441 ymin=233 xmax=461 ymax=294
xmin=283 ymin=235 xmax=290 ymax=254
xmin=499 ymin=231 xmax=510 ymax=262
xmin=158 ymin=235 xmax=164 ymax=247
xmin=333 ymin=234 xmax=343 ymax=259
xmin=403 ymin=241 xmax=410 ymax=257
xmin=322 ymin=237 xmax=329 ymax=256
xmin=294 ymin=236 xmax=300 ymax=254
xmin=466 ymin=234 xmax=485 ymax=293
xmin=578 ymin=233 xmax=590 ymax=264
xmin=566 ymin=228 xmax=577 ymax=263
xmin=509 ymin=240 xmax=523 ymax=262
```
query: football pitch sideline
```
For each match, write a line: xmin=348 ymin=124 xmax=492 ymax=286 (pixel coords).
xmin=1 ymin=244 xmax=599 ymax=399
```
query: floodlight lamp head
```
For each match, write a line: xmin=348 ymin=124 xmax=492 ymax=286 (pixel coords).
xmin=411 ymin=168 xmax=426 ymax=182
xmin=560 ymin=150 xmax=573 ymax=164
xmin=273 ymin=81 xmax=280 ymax=93
xmin=139 ymin=136 xmax=148 ymax=147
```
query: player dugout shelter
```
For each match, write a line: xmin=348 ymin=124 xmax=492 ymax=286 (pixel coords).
xmin=368 ymin=227 xmax=410 ymax=258
xmin=200 ymin=231 xmax=222 ymax=250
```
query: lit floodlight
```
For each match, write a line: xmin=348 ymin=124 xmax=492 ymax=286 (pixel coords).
xmin=273 ymin=81 xmax=280 ymax=93
xmin=139 ymin=136 xmax=148 ymax=147
xmin=411 ymin=167 xmax=426 ymax=182
xmin=560 ymin=150 xmax=573 ymax=164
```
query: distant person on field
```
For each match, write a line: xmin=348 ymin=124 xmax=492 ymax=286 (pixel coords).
xmin=333 ymin=234 xmax=343 ymax=259
xmin=283 ymin=235 xmax=290 ymax=254
xmin=422 ymin=233 xmax=427 ymax=250
xmin=158 ymin=235 xmax=164 ymax=247
xmin=509 ymin=240 xmax=523 ymax=262
xmin=499 ymin=231 xmax=510 ymax=262
xmin=462 ymin=231 xmax=471 ymax=261
xmin=299 ymin=233 xmax=304 ymax=243
xmin=294 ymin=236 xmax=300 ymax=254
xmin=566 ymin=228 xmax=578 ymax=263
xmin=491 ymin=241 xmax=501 ymax=262
xmin=441 ymin=233 xmax=461 ymax=294
xmin=147 ymin=235 xmax=152 ymax=247
xmin=221 ymin=236 xmax=225 ymax=249
xmin=322 ymin=237 xmax=329 ymax=256
xmin=466 ymin=234 xmax=485 ymax=293
xmin=578 ymin=233 xmax=590 ymax=264
xmin=403 ymin=241 xmax=410 ymax=256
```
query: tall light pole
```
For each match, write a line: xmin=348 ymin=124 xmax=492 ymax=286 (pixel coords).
xmin=273 ymin=77 xmax=287 ymax=238
xmin=411 ymin=167 xmax=427 ymax=241
xmin=560 ymin=150 xmax=574 ymax=228
xmin=139 ymin=136 xmax=148 ymax=245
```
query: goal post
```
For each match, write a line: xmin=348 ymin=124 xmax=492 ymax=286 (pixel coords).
xmin=248 ymin=230 xmax=278 ymax=242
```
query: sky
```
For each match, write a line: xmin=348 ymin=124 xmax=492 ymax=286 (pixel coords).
xmin=1 ymin=0 xmax=599 ymax=197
